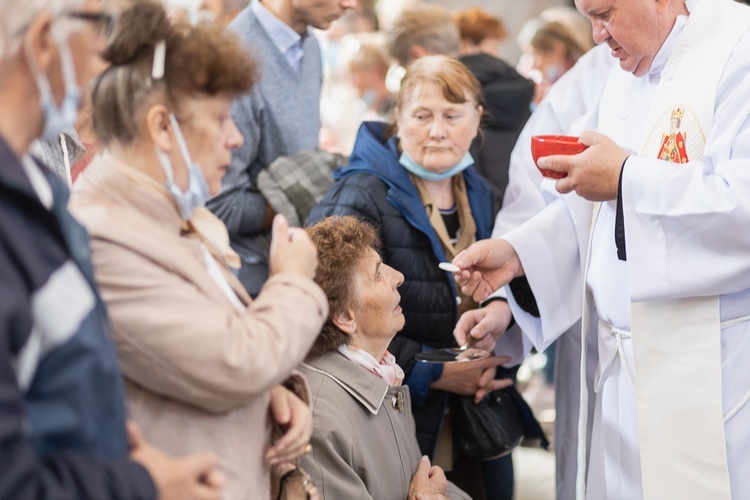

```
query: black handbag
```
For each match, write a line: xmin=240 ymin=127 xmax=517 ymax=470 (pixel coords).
xmin=453 ymin=388 xmax=526 ymax=460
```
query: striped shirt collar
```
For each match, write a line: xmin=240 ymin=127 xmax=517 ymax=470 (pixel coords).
xmin=251 ymin=0 xmax=308 ymax=71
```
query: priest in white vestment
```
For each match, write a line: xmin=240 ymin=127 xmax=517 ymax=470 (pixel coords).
xmin=459 ymin=43 xmax=615 ymax=500
xmin=452 ymin=0 xmax=750 ymax=499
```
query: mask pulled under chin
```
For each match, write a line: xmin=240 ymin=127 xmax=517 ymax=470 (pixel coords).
xmin=398 ymin=149 xmax=474 ymax=181
xmin=26 ymin=25 xmax=82 ymax=141
xmin=155 ymin=114 xmax=211 ymax=220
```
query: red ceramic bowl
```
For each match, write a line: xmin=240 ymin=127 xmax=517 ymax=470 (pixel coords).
xmin=530 ymin=135 xmax=587 ymax=179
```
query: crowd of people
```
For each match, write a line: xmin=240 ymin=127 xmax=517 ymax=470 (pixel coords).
xmin=2 ymin=0 xmax=750 ymax=499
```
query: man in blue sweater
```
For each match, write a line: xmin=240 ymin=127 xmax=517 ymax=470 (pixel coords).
xmin=208 ymin=0 xmax=355 ymax=296
xmin=0 ymin=1 xmax=221 ymax=498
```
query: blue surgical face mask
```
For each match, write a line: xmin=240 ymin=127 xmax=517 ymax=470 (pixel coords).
xmin=155 ymin=113 xmax=211 ymax=220
xmin=25 ymin=25 xmax=82 ymax=141
xmin=398 ymin=150 xmax=474 ymax=181
xmin=362 ymin=89 xmax=378 ymax=109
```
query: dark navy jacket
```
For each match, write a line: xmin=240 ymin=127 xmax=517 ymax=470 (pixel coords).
xmin=460 ymin=52 xmax=534 ymax=213
xmin=308 ymin=121 xmax=494 ymax=455
xmin=0 ymin=135 xmax=155 ymax=499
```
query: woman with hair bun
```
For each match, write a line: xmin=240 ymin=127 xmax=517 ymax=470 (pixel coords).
xmin=69 ymin=1 xmax=328 ymax=498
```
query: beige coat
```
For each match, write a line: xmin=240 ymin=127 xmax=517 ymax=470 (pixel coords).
xmin=300 ymin=352 xmax=470 ymax=500
xmin=70 ymin=155 xmax=328 ymax=499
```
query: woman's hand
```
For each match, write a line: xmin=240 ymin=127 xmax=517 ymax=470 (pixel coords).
xmin=269 ymin=214 xmax=318 ymax=279
xmin=430 ymin=355 xmax=513 ymax=403
xmin=267 ymin=386 xmax=313 ymax=466
xmin=408 ymin=456 xmax=449 ymax=500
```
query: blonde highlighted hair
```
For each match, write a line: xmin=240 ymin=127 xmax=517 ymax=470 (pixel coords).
xmin=389 ymin=54 xmax=483 ymax=137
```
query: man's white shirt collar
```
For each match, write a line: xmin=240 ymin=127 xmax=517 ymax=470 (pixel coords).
xmin=251 ymin=0 xmax=308 ymax=71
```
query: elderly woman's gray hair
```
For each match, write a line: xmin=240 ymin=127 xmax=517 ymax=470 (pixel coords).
xmin=386 ymin=5 xmax=460 ymax=67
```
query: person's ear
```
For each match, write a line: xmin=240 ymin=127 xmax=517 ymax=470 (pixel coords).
xmin=458 ymin=38 xmax=476 ymax=55
xmin=473 ymin=104 xmax=484 ymax=138
xmin=146 ymin=104 xmax=173 ymax=152
xmin=332 ymin=307 xmax=357 ymax=335
xmin=655 ymin=0 xmax=671 ymax=14
xmin=394 ymin=107 xmax=404 ymax=139
xmin=23 ymin=13 xmax=55 ymax=74
xmin=407 ymin=45 xmax=431 ymax=63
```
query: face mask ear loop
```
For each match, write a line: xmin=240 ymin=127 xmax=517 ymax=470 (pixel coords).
xmin=23 ymin=25 xmax=55 ymax=105
xmin=151 ymin=39 xmax=178 ymax=184
xmin=155 ymin=145 xmax=176 ymax=183
xmin=52 ymin=24 xmax=81 ymax=101
xmin=168 ymin=113 xmax=196 ymax=169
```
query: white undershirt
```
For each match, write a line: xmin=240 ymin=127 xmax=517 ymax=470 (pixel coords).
xmin=201 ymin=244 xmax=246 ymax=313
xmin=21 ymin=155 xmax=54 ymax=209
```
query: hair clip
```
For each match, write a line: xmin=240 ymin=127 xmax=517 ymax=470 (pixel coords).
xmin=152 ymin=40 xmax=166 ymax=80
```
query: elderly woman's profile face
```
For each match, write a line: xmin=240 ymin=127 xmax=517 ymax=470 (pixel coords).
xmin=350 ymin=248 xmax=405 ymax=343
xmin=396 ymin=81 xmax=481 ymax=174
xmin=170 ymin=94 xmax=243 ymax=195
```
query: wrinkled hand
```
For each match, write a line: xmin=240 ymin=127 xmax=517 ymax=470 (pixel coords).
xmin=430 ymin=355 xmax=513 ymax=403
xmin=454 ymin=300 xmax=513 ymax=351
xmin=452 ymin=239 xmax=523 ymax=302
xmin=537 ymin=131 xmax=629 ymax=201
xmin=128 ymin=422 xmax=223 ymax=500
xmin=269 ymin=214 xmax=318 ymax=279
xmin=267 ymin=385 xmax=313 ymax=466
xmin=408 ymin=456 xmax=449 ymax=500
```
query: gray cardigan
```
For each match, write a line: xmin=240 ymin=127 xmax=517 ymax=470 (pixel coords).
xmin=207 ymin=4 xmax=322 ymax=295
xmin=300 ymin=352 xmax=470 ymax=500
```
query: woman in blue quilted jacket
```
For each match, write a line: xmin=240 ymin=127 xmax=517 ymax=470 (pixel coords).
xmin=308 ymin=55 xmax=521 ymax=500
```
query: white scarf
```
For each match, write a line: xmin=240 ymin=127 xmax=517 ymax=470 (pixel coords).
xmin=338 ymin=344 xmax=405 ymax=387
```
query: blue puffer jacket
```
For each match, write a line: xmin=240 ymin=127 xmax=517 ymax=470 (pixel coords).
xmin=308 ymin=121 xmax=494 ymax=455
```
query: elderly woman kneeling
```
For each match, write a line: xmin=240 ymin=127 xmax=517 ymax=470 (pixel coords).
xmin=301 ymin=216 xmax=470 ymax=500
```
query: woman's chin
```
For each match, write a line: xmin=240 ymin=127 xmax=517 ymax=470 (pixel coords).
xmin=395 ymin=315 xmax=406 ymax=333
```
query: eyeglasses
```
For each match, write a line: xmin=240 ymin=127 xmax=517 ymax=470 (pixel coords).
xmin=63 ymin=11 xmax=118 ymax=42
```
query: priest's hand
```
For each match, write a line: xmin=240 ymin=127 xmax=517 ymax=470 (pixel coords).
xmin=452 ymin=239 xmax=523 ymax=303
xmin=538 ymin=131 xmax=629 ymax=201
xmin=454 ymin=300 xmax=513 ymax=352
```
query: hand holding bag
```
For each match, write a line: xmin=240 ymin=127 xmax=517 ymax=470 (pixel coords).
xmin=454 ymin=385 xmax=548 ymax=461
xmin=272 ymin=461 xmax=319 ymax=500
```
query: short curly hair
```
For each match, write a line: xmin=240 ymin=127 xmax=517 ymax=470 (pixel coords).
xmin=306 ymin=216 xmax=381 ymax=357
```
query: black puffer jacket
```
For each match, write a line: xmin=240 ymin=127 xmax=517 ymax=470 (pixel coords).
xmin=460 ymin=53 xmax=535 ymax=213
xmin=308 ymin=122 xmax=494 ymax=455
